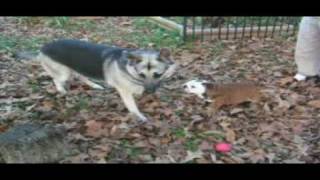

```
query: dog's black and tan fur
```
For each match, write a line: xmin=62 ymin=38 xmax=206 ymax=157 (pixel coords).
xmin=36 ymin=39 xmax=176 ymax=122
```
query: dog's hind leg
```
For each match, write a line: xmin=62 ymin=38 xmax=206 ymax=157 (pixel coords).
xmin=42 ymin=63 xmax=69 ymax=94
xmin=39 ymin=54 xmax=71 ymax=94
xmin=78 ymin=75 xmax=104 ymax=90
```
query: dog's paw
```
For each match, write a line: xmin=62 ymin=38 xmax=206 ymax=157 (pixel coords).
xmin=294 ymin=73 xmax=307 ymax=81
xmin=129 ymin=113 xmax=149 ymax=124
xmin=137 ymin=116 xmax=149 ymax=124
xmin=91 ymin=84 xmax=105 ymax=90
xmin=57 ymin=89 xmax=67 ymax=95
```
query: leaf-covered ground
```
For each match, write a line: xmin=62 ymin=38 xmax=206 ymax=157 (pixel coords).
xmin=0 ymin=17 xmax=319 ymax=163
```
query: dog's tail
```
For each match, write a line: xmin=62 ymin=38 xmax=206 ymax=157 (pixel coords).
xmin=14 ymin=51 xmax=39 ymax=61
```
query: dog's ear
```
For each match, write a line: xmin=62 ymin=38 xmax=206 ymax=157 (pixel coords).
xmin=159 ymin=48 xmax=173 ymax=64
xmin=201 ymin=80 xmax=215 ymax=89
xmin=200 ymin=80 xmax=210 ymax=84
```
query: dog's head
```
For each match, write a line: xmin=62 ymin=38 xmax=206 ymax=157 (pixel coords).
xmin=183 ymin=80 xmax=209 ymax=99
xmin=124 ymin=48 xmax=176 ymax=93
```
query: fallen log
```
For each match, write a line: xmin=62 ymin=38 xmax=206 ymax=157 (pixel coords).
xmin=0 ymin=122 xmax=75 ymax=163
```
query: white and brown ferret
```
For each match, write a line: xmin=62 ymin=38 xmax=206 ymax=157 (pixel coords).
xmin=183 ymin=80 xmax=263 ymax=111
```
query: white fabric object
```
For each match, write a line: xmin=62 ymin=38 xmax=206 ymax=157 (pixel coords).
xmin=294 ymin=73 xmax=307 ymax=81
xmin=295 ymin=17 xmax=320 ymax=77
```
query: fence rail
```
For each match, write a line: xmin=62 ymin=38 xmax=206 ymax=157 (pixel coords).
xmin=149 ymin=17 xmax=301 ymax=42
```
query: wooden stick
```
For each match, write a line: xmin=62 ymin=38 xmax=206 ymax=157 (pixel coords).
xmin=147 ymin=17 xmax=183 ymax=34
xmin=72 ymin=16 xmax=106 ymax=20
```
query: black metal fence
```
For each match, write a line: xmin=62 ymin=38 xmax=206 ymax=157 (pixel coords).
xmin=165 ymin=17 xmax=301 ymax=42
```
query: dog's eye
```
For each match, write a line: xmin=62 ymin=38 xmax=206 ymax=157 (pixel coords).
xmin=191 ymin=85 xmax=195 ymax=89
xmin=153 ymin=72 xmax=162 ymax=79
xmin=139 ymin=73 xmax=146 ymax=78
xmin=183 ymin=85 xmax=187 ymax=89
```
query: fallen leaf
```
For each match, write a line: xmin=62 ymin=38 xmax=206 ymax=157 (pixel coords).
xmin=263 ymin=103 xmax=271 ymax=113
xmin=187 ymin=115 xmax=204 ymax=129
xmin=283 ymin=158 xmax=305 ymax=164
xmin=163 ymin=108 xmax=173 ymax=117
xmin=278 ymin=77 xmax=293 ymax=86
xmin=85 ymin=120 xmax=108 ymax=138
xmin=220 ymin=121 xmax=231 ymax=130
xmin=120 ymin=21 xmax=132 ymax=26
xmin=88 ymin=149 xmax=108 ymax=160
xmin=182 ymin=150 xmax=204 ymax=163
xmin=225 ymin=129 xmax=236 ymax=143
xmin=153 ymin=156 xmax=176 ymax=163
xmin=148 ymin=138 xmax=160 ymax=146
xmin=307 ymin=87 xmax=320 ymax=95
xmin=138 ymin=154 xmax=153 ymax=162
xmin=276 ymin=95 xmax=291 ymax=110
xmin=97 ymin=159 xmax=107 ymax=164
xmin=134 ymin=141 xmax=149 ymax=148
xmin=250 ymin=149 xmax=266 ymax=163
xmin=128 ymin=133 xmax=142 ymax=138
xmin=199 ymin=141 xmax=212 ymax=151
xmin=307 ymin=100 xmax=320 ymax=108
xmin=230 ymin=108 xmax=243 ymax=115
xmin=229 ymin=45 xmax=237 ymax=50
xmin=266 ymin=153 xmax=276 ymax=163
xmin=64 ymin=154 xmax=90 ymax=163
xmin=126 ymin=42 xmax=138 ymax=48
xmin=148 ymin=43 xmax=155 ymax=47
xmin=210 ymin=153 xmax=217 ymax=163
xmin=40 ymin=100 xmax=55 ymax=111
xmin=0 ymin=125 xmax=8 ymax=133
xmin=274 ymin=71 xmax=282 ymax=77
xmin=72 ymin=133 xmax=90 ymax=141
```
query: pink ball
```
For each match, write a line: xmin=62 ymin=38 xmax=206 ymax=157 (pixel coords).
xmin=215 ymin=143 xmax=232 ymax=153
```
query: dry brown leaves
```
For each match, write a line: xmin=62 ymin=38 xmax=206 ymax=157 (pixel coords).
xmin=1 ymin=17 xmax=319 ymax=163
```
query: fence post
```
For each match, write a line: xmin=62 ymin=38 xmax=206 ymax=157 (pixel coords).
xmin=183 ymin=17 xmax=188 ymax=42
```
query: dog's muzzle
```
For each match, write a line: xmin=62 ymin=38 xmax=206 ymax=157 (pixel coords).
xmin=144 ymin=82 xmax=160 ymax=94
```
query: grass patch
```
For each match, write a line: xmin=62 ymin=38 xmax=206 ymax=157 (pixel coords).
xmin=14 ymin=101 xmax=33 ymax=111
xmin=123 ymin=18 xmax=183 ymax=48
xmin=18 ymin=17 xmax=71 ymax=29
xmin=172 ymin=127 xmax=187 ymax=138
xmin=73 ymin=98 xmax=90 ymax=111
xmin=45 ymin=17 xmax=70 ymax=29
xmin=119 ymin=139 xmax=143 ymax=159
xmin=27 ymin=79 xmax=41 ymax=93
xmin=174 ymin=110 xmax=184 ymax=116
xmin=0 ymin=34 xmax=48 ymax=54
xmin=197 ymin=131 xmax=225 ymax=140
xmin=184 ymin=138 xmax=201 ymax=152
xmin=127 ymin=147 xmax=143 ymax=159
xmin=210 ymin=41 xmax=225 ymax=56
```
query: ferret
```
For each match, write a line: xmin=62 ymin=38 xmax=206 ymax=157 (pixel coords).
xmin=183 ymin=80 xmax=263 ymax=111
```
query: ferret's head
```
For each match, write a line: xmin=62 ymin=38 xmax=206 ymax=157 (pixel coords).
xmin=182 ymin=80 xmax=209 ymax=99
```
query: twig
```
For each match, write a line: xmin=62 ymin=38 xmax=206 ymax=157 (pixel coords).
xmin=0 ymin=96 xmax=44 ymax=104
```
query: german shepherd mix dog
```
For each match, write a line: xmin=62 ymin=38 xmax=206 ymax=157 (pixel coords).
xmin=34 ymin=39 xmax=176 ymax=122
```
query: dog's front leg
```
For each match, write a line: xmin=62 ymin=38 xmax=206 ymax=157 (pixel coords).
xmin=116 ymin=88 xmax=148 ymax=122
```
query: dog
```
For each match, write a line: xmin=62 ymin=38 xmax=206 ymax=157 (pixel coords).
xmin=29 ymin=39 xmax=176 ymax=122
